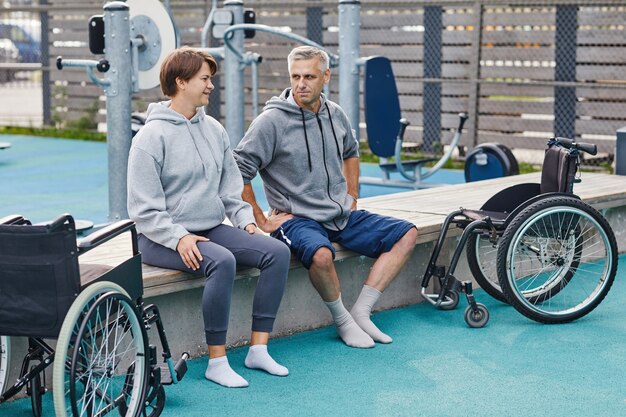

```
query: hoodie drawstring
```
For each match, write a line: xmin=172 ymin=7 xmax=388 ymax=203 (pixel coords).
xmin=300 ymin=108 xmax=313 ymax=172
xmin=325 ymin=102 xmax=342 ymax=161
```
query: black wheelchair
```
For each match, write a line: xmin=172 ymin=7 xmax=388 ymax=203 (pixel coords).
xmin=0 ymin=214 xmax=188 ymax=417
xmin=421 ymin=138 xmax=618 ymax=327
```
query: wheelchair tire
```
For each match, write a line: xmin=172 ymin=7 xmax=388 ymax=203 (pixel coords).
xmin=0 ymin=335 xmax=9 ymax=396
xmin=496 ymin=197 xmax=618 ymax=324
xmin=143 ymin=383 xmax=166 ymax=417
xmin=467 ymin=233 xmax=508 ymax=303
xmin=53 ymin=281 xmax=148 ymax=417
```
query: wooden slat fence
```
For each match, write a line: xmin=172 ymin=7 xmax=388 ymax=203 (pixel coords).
xmin=43 ymin=0 xmax=626 ymax=157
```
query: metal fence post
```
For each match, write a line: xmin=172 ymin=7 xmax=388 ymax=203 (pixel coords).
xmin=40 ymin=0 xmax=51 ymax=125
xmin=423 ymin=5 xmax=442 ymax=153
xmin=466 ymin=2 xmax=484 ymax=150
xmin=338 ymin=0 xmax=360 ymax=140
xmin=554 ymin=5 xmax=578 ymax=140
xmin=306 ymin=4 xmax=323 ymax=46
xmin=616 ymin=127 xmax=626 ymax=175
xmin=103 ymin=1 xmax=132 ymax=221
xmin=224 ymin=0 xmax=245 ymax=148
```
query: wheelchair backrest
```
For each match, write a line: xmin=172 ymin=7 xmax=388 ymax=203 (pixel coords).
xmin=363 ymin=56 xmax=401 ymax=158
xmin=540 ymin=143 xmax=578 ymax=194
xmin=0 ymin=214 xmax=81 ymax=337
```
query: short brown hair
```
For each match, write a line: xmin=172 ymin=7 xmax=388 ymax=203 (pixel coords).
xmin=159 ymin=47 xmax=218 ymax=97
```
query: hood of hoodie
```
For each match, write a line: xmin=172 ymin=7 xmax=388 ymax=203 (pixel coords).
xmin=127 ymin=101 xmax=254 ymax=250
xmin=234 ymin=89 xmax=360 ymax=231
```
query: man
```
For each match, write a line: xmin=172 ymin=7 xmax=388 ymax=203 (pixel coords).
xmin=233 ymin=46 xmax=417 ymax=348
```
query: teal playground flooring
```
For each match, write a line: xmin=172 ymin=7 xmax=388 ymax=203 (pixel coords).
xmin=0 ymin=134 xmax=464 ymax=225
xmin=2 ymin=259 xmax=626 ymax=417
xmin=1 ymin=134 xmax=626 ymax=416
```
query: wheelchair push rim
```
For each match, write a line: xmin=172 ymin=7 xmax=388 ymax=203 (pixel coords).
xmin=498 ymin=198 xmax=617 ymax=323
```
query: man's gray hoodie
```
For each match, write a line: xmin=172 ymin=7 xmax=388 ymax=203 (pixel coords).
xmin=128 ymin=101 xmax=254 ymax=251
xmin=233 ymin=88 xmax=359 ymax=231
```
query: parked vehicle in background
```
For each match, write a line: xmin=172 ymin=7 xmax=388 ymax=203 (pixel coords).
xmin=0 ymin=20 xmax=40 ymax=63
xmin=0 ymin=37 xmax=19 ymax=82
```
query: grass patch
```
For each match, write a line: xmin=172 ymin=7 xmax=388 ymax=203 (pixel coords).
xmin=0 ymin=125 xmax=106 ymax=142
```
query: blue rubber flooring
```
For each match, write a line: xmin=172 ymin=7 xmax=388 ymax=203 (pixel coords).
xmin=2 ymin=134 xmax=625 ymax=417
xmin=2 ymin=255 xmax=626 ymax=417
xmin=0 ymin=134 xmax=464 ymax=225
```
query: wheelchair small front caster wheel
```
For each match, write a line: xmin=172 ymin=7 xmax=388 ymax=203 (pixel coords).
xmin=464 ymin=303 xmax=489 ymax=328
xmin=439 ymin=290 xmax=460 ymax=311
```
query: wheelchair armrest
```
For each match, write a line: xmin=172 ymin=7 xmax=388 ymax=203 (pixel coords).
xmin=78 ymin=220 xmax=137 ymax=254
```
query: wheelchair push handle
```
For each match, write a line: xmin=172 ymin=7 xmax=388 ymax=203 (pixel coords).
xmin=553 ymin=137 xmax=597 ymax=156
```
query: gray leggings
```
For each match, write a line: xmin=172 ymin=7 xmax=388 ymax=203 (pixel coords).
xmin=139 ymin=224 xmax=291 ymax=345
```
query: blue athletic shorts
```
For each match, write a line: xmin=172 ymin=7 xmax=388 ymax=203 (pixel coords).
xmin=271 ymin=210 xmax=415 ymax=269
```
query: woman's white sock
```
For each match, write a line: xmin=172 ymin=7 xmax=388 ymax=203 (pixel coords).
xmin=245 ymin=344 xmax=289 ymax=376
xmin=205 ymin=356 xmax=249 ymax=388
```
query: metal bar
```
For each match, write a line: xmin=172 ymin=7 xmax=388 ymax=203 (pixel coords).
xmin=338 ymin=0 xmax=361 ymax=141
xmin=224 ymin=0 xmax=245 ymax=148
xmin=466 ymin=2 xmax=483 ymax=149
xmin=103 ymin=1 xmax=132 ymax=221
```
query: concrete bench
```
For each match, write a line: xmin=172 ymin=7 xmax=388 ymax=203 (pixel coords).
xmin=78 ymin=172 xmax=626 ymax=355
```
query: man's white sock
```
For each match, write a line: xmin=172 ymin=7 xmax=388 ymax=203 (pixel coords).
xmin=205 ymin=356 xmax=249 ymax=388
xmin=350 ymin=285 xmax=393 ymax=344
xmin=325 ymin=295 xmax=374 ymax=348
xmin=245 ymin=344 xmax=289 ymax=376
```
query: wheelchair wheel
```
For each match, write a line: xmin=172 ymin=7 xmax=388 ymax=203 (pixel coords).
xmin=0 ymin=335 xmax=9 ymax=395
xmin=53 ymin=281 xmax=149 ymax=417
xmin=497 ymin=197 xmax=618 ymax=324
xmin=467 ymin=233 xmax=507 ymax=303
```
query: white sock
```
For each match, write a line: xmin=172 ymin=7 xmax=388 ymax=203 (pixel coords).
xmin=350 ymin=285 xmax=393 ymax=344
xmin=325 ymin=295 xmax=374 ymax=348
xmin=245 ymin=344 xmax=289 ymax=376
xmin=205 ymin=356 xmax=249 ymax=388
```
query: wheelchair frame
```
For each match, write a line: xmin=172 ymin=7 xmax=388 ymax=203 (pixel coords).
xmin=420 ymin=138 xmax=618 ymax=327
xmin=0 ymin=214 xmax=188 ymax=417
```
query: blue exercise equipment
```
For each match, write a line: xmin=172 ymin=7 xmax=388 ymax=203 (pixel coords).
xmin=361 ymin=56 xmax=467 ymax=189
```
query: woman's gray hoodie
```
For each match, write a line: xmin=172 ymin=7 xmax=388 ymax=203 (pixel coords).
xmin=233 ymin=88 xmax=359 ymax=231
xmin=127 ymin=101 xmax=255 ymax=251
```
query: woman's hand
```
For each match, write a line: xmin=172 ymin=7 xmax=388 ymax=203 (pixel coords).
xmin=176 ymin=234 xmax=209 ymax=271
xmin=244 ymin=223 xmax=258 ymax=234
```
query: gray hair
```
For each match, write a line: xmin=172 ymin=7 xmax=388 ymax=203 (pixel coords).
xmin=287 ymin=46 xmax=330 ymax=73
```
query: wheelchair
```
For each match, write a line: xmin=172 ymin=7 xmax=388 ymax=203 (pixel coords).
xmin=0 ymin=214 xmax=189 ymax=417
xmin=421 ymin=137 xmax=618 ymax=327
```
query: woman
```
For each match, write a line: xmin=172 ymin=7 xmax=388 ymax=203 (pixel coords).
xmin=127 ymin=47 xmax=291 ymax=388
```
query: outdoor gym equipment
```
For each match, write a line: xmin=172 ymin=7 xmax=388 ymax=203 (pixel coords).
xmin=0 ymin=214 xmax=188 ymax=417
xmin=360 ymin=55 xmax=468 ymax=189
xmin=56 ymin=0 xmax=178 ymax=222
xmin=420 ymin=137 xmax=618 ymax=327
